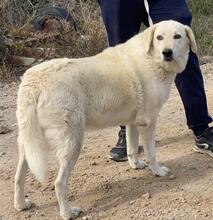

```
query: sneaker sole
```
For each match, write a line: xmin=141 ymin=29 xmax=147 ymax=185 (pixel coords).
xmin=193 ymin=145 xmax=213 ymax=158
xmin=108 ymin=155 xmax=128 ymax=162
xmin=108 ymin=147 xmax=143 ymax=162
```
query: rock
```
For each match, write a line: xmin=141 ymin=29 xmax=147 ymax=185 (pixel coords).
xmin=0 ymin=125 xmax=11 ymax=134
xmin=98 ymin=211 xmax=106 ymax=217
xmin=82 ymin=216 xmax=91 ymax=220
xmin=0 ymin=152 xmax=6 ymax=157
xmin=90 ymin=161 xmax=97 ymax=166
xmin=25 ymin=213 xmax=32 ymax=218
xmin=142 ymin=192 xmax=151 ymax=199
xmin=169 ymin=175 xmax=176 ymax=180
xmin=130 ymin=200 xmax=135 ymax=205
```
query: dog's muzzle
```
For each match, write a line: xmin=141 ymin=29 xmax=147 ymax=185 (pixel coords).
xmin=162 ymin=48 xmax=173 ymax=62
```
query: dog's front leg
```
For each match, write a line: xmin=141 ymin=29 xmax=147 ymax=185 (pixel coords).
xmin=142 ymin=120 xmax=169 ymax=176
xmin=127 ymin=125 xmax=146 ymax=169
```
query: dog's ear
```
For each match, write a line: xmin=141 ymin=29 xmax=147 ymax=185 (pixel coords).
xmin=185 ymin=25 xmax=197 ymax=54
xmin=142 ymin=25 xmax=156 ymax=53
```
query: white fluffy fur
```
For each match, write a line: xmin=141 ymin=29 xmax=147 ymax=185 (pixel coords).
xmin=14 ymin=20 xmax=197 ymax=220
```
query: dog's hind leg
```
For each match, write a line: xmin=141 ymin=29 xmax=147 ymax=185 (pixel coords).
xmin=14 ymin=139 xmax=32 ymax=211
xmin=142 ymin=120 xmax=169 ymax=176
xmin=127 ymin=125 xmax=146 ymax=169
xmin=51 ymin=120 xmax=84 ymax=220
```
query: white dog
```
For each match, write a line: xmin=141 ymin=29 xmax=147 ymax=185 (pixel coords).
xmin=14 ymin=20 xmax=197 ymax=220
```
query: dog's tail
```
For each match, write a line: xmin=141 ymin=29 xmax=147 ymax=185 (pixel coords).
xmin=17 ymin=77 xmax=48 ymax=182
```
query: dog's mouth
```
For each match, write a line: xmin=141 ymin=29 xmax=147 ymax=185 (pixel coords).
xmin=163 ymin=57 xmax=174 ymax=62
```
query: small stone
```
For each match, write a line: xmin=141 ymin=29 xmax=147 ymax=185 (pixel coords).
xmin=4 ymin=176 xmax=10 ymax=180
xmin=98 ymin=211 xmax=106 ymax=217
xmin=130 ymin=200 xmax=135 ymax=205
xmin=25 ymin=213 xmax=32 ymax=218
xmin=142 ymin=192 xmax=151 ymax=199
xmin=169 ymin=175 xmax=176 ymax=180
xmin=90 ymin=161 xmax=97 ymax=166
xmin=82 ymin=216 xmax=91 ymax=220
xmin=0 ymin=125 xmax=11 ymax=134
xmin=12 ymin=123 xmax=17 ymax=127
xmin=194 ymin=200 xmax=200 ymax=205
xmin=0 ymin=152 xmax=6 ymax=157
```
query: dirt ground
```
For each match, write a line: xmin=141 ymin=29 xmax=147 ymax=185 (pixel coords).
xmin=0 ymin=63 xmax=213 ymax=220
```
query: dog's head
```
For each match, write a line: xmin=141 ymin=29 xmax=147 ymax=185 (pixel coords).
xmin=142 ymin=20 xmax=197 ymax=73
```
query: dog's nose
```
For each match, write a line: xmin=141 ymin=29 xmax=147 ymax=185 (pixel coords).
xmin=162 ymin=48 xmax=173 ymax=58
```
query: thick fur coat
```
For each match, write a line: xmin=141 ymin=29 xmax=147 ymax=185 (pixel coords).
xmin=14 ymin=20 xmax=197 ymax=220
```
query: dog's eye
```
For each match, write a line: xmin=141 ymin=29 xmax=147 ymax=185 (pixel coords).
xmin=156 ymin=35 xmax=164 ymax=40
xmin=174 ymin=34 xmax=181 ymax=39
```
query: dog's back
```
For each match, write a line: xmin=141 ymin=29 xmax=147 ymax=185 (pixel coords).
xmin=14 ymin=20 xmax=196 ymax=220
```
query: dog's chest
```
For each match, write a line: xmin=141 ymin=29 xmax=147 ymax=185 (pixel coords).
xmin=133 ymin=75 xmax=174 ymax=126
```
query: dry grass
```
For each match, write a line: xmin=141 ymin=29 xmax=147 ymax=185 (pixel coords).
xmin=58 ymin=0 xmax=107 ymax=58
xmin=0 ymin=0 xmax=106 ymax=80
xmin=189 ymin=0 xmax=213 ymax=57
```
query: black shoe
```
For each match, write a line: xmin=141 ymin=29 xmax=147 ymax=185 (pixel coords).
xmin=109 ymin=129 xmax=127 ymax=161
xmin=194 ymin=127 xmax=213 ymax=157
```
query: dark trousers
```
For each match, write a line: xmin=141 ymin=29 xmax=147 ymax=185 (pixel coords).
xmin=98 ymin=0 xmax=212 ymax=135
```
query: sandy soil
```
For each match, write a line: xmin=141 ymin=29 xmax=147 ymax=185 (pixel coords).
xmin=0 ymin=63 xmax=213 ymax=220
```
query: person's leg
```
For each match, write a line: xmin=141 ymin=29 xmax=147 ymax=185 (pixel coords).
xmin=175 ymin=53 xmax=212 ymax=134
xmin=98 ymin=0 xmax=145 ymax=46
xmin=148 ymin=0 xmax=213 ymax=155
xmin=98 ymin=0 xmax=147 ymax=161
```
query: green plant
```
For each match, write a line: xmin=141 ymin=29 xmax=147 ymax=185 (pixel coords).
xmin=189 ymin=0 xmax=213 ymax=56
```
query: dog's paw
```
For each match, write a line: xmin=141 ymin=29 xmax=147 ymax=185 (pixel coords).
xmin=129 ymin=160 xmax=146 ymax=169
xmin=136 ymin=160 xmax=146 ymax=169
xmin=61 ymin=207 xmax=82 ymax=220
xmin=14 ymin=199 xmax=32 ymax=211
xmin=152 ymin=166 xmax=170 ymax=177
